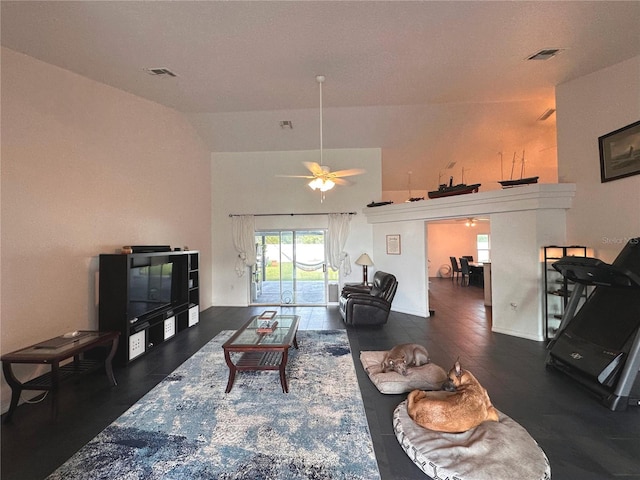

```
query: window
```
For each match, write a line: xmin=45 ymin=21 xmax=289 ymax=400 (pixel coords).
xmin=477 ymin=234 xmax=490 ymax=262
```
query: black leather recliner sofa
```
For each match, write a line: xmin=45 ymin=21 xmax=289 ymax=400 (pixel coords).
xmin=339 ymin=271 xmax=398 ymax=326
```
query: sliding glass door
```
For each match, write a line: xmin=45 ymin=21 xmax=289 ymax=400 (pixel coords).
xmin=251 ymin=230 xmax=336 ymax=305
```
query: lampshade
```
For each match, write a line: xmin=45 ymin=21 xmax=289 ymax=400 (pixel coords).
xmin=308 ymin=178 xmax=321 ymax=190
xmin=308 ymin=178 xmax=335 ymax=192
xmin=320 ymin=179 xmax=335 ymax=191
xmin=355 ymin=253 xmax=374 ymax=266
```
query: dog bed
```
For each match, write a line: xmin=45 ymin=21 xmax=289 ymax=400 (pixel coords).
xmin=393 ymin=399 xmax=551 ymax=480
xmin=359 ymin=351 xmax=448 ymax=394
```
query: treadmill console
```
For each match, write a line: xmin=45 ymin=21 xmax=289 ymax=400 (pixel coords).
xmin=553 ymin=256 xmax=640 ymax=288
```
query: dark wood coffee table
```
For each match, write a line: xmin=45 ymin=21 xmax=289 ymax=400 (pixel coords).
xmin=222 ymin=315 xmax=300 ymax=393
xmin=1 ymin=330 xmax=119 ymax=422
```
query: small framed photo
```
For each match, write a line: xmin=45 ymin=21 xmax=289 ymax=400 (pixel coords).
xmin=599 ymin=120 xmax=640 ymax=183
xmin=386 ymin=234 xmax=401 ymax=255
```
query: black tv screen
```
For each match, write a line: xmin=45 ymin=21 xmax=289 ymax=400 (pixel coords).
xmin=128 ymin=262 xmax=174 ymax=319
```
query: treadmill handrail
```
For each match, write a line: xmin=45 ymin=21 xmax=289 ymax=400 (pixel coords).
xmin=553 ymin=256 xmax=640 ymax=288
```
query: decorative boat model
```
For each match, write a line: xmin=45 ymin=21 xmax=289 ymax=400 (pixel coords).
xmin=499 ymin=151 xmax=539 ymax=188
xmin=367 ymin=200 xmax=393 ymax=207
xmin=428 ymin=176 xmax=481 ymax=199
xmin=498 ymin=176 xmax=539 ymax=187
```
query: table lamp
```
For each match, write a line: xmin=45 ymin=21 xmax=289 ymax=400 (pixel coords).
xmin=355 ymin=253 xmax=374 ymax=285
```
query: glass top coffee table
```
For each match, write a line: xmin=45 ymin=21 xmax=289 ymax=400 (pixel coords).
xmin=222 ymin=314 xmax=300 ymax=393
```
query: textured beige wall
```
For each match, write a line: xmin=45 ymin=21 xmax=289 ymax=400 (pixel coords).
xmin=1 ymin=47 xmax=212 ymax=408
xmin=381 ymin=98 xmax=559 ymax=196
xmin=556 ymin=55 xmax=640 ymax=262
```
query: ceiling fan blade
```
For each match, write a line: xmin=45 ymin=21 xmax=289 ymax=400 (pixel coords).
xmin=328 ymin=168 xmax=366 ymax=178
xmin=303 ymin=162 xmax=324 ymax=176
xmin=332 ymin=177 xmax=353 ymax=186
xmin=276 ymin=174 xmax=315 ymax=179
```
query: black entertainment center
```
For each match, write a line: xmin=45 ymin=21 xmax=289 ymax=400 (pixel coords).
xmin=99 ymin=249 xmax=199 ymax=365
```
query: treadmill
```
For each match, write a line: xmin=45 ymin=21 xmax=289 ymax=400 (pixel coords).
xmin=546 ymin=237 xmax=640 ymax=411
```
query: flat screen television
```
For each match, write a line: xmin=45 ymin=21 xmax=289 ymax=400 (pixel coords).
xmin=128 ymin=261 xmax=176 ymax=320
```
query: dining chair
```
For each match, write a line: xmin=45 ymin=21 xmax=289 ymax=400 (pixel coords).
xmin=459 ymin=257 xmax=471 ymax=286
xmin=450 ymin=256 xmax=461 ymax=283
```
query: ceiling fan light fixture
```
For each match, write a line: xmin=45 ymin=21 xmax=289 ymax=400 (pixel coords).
xmin=308 ymin=178 xmax=335 ymax=192
xmin=320 ymin=179 xmax=335 ymax=191
xmin=308 ymin=178 xmax=321 ymax=190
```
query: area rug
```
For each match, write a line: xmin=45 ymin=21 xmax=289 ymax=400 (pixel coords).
xmin=47 ymin=330 xmax=380 ymax=480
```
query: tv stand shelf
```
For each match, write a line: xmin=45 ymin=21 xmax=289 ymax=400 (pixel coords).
xmin=99 ymin=250 xmax=200 ymax=365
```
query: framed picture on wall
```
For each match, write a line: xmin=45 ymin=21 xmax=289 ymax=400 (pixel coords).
xmin=386 ymin=234 xmax=401 ymax=255
xmin=599 ymin=119 xmax=640 ymax=183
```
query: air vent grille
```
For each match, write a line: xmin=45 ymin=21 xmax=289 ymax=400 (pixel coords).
xmin=527 ymin=49 xmax=563 ymax=61
xmin=144 ymin=67 xmax=177 ymax=77
xmin=538 ymin=108 xmax=556 ymax=121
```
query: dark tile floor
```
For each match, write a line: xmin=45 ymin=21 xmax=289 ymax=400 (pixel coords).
xmin=2 ymin=278 xmax=639 ymax=479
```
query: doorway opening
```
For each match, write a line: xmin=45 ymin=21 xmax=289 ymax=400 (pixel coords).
xmin=250 ymin=230 xmax=338 ymax=305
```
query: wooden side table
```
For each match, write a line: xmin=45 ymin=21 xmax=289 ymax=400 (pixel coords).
xmin=1 ymin=330 xmax=119 ymax=422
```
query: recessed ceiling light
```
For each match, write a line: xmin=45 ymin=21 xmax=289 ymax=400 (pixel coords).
xmin=526 ymin=49 xmax=564 ymax=61
xmin=143 ymin=67 xmax=177 ymax=77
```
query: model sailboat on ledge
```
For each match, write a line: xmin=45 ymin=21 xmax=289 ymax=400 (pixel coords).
xmin=498 ymin=150 xmax=539 ymax=188
xmin=428 ymin=168 xmax=481 ymax=199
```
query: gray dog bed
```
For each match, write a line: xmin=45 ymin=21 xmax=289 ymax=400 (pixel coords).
xmin=393 ymin=399 xmax=551 ymax=479
xmin=359 ymin=350 xmax=448 ymax=394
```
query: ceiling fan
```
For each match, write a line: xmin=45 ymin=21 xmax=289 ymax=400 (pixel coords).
xmin=454 ymin=217 xmax=489 ymax=227
xmin=279 ymin=75 xmax=365 ymax=200
xmin=289 ymin=161 xmax=365 ymax=192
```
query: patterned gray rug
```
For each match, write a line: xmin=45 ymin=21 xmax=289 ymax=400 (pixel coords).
xmin=47 ymin=330 xmax=380 ymax=480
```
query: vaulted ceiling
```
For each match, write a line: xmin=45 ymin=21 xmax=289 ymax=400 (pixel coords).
xmin=2 ymin=1 xmax=639 ymax=190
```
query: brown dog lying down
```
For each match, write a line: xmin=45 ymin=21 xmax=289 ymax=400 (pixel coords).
xmin=407 ymin=360 xmax=499 ymax=433
xmin=381 ymin=343 xmax=430 ymax=376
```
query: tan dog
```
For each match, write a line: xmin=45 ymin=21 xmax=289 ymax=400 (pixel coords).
xmin=381 ymin=343 xmax=430 ymax=376
xmin=407 ymin=360 xmax=499 ymax=433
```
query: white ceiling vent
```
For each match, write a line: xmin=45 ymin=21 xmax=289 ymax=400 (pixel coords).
xmin=144 ymin=67 xmax=177 ymax=77
xmin=526 ymin=49 xmax=563 ymax=61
